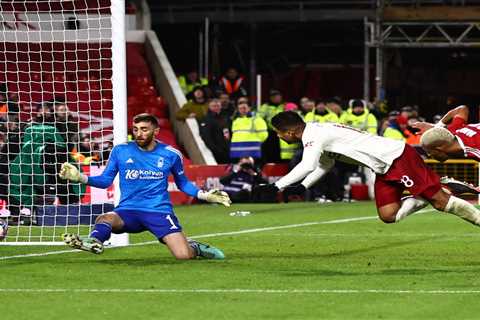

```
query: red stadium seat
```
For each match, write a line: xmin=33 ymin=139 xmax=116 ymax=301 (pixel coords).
xmin=157 ymin=118 xmax=172 ymax=130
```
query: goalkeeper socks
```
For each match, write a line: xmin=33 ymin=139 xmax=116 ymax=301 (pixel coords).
xmin=395 ymin=196 xmax=428 ymax=222
xmin=187 ymin=239 xmax=200 ymax=257
xmin=89 ymin=222 xmax=112 ymax=243
xmin=444 ymin=195 xmax=480 ymax=226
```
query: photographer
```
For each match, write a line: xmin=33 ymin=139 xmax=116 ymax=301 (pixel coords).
xmin=220 ymin=157 xmax=267 ymax=203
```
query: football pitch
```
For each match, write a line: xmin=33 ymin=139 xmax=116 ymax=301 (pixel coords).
xmin=2 ymin=201 xmax=480 ymax=320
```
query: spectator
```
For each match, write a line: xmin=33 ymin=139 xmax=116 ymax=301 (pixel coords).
xmin=258 ymin=89 xmax=285 ymax=163
xmin=279 ymin=103 xmax=301 ymax=162
xmin=199 ymin=99 xmax=230 ymax=164
xmin=4 ymin=113 xmax=21 ymax=162
xmin=233 ymin=96 xmax=249 ymax=113
xmin=8 ymin=114 xmax=78 ymax=216
xmin=405 ymin=117 xmax=421 ymax=146
xmin=299 ymin=96 xmax=315 ymax=118
xmin=230 ymin=99 xmax=268 ymax=162
xmin=304 ymin=99 xmax=339 ymax=124
xmin=0 ymin=83 xmax=19 ymax=121
xmin=284 ymin=102 xmax=298 ymax=112
xmin=220 ymin=157 xmax=267 ymax=203
xmin=178 ymin=70 xmax=208 ymax=96
xmin=33 ymin=101 xmax=55 ymax=124
xmin=383 ymin=115 xmax=408 ymax=141
xmin=379 ymin=110 xmax=399 ymax=136
xmin=51 ymin=99 xmax=79 ymax=152
xmin=71 ymin=135 xmax=100 ymax=165
xmin=339 ymin=99 xmax=378 ymax=135
xmin=325 ymin=97 xmax=344 ymax=117
xmin=400 ymin=106 xmax=414 ymax=119
xmin=101 ymin=140 xmax=113 ymax=165
xmin=217 ymin=91 xmax=235 ymax=121
xmin=0 ymin=115 xmax=23 ymax=214
xmin=175 ymin=87 xmax=208 ymax=121
xmin=258 ymin=89 xmax=285 ymax=128
xmin=218 ymin=67 xmax=247 ymax=100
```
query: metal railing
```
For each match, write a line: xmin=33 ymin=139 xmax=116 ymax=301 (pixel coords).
xmin=150 ymin=0 xmax=473 ymax=12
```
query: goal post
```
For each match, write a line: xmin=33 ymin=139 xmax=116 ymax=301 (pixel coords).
xmin=0 ymin=0 xmax=128 ymax=245
xmin=109 ymin=0 xmax=129 ymax=247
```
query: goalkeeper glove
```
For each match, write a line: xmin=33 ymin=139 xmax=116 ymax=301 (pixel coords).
xmin=197 ymin=189 xmax=232 ymax=207
xmin=252 ymin=183 xmax=280 ymax=201
xmin=59 ymin=162 xmax=88 ymax=183
xmin=282 ymin=184 xmax=306 ymax=203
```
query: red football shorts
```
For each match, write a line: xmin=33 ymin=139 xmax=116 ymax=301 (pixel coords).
xmin=374 ymin=144 xmax=441 ymax=208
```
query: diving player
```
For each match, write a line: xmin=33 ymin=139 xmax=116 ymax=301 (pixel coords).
xmin=59 ymin=113 xmax=231 ymax=259
xmin=255 ymin=111 xmax=480 ymax=227
xmin=413 ymin=105 xmax=480 ymax=194
xmin=414 ymin=105 xmax=480 ymax=162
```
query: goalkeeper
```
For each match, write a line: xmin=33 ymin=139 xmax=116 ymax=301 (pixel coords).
xmin=59 ymin=113 xmax=231 ymax=259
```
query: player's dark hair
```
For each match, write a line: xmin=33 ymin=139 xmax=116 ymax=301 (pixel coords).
xmin=271 ymin=111 xmax=305 ymax=131
xmin=133 ymin=113 xmax=159 ymax=128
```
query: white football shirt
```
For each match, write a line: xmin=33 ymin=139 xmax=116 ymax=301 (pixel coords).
xmin=275 ymin=122 xmax=406 ymax=189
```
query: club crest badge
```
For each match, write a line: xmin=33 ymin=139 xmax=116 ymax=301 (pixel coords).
xmin=157 ymin=157 xmax=164 ymax=168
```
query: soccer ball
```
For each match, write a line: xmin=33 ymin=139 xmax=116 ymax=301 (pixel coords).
xmin=0 ymin=218 xmax=8 ymax=240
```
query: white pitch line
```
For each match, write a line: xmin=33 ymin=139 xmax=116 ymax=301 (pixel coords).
xmin=0 ymin=249 xmax=82 ymax=261
xmin=1 ymin=288 xmax=480 ymax=295
xmin=1 ymin=208 xmax=440 ymax=261
xmin=1 ymin=215 xmax=378 ymax=261
xmin=121 ymin=216 xmax=378 ymax=247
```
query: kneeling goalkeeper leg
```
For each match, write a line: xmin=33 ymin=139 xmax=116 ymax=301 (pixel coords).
xmin=188 ymin=239 xmax=225 ymax=260
xmin=63 ymin=233 xmax=104 ymax=254
xmin=63 ymin=221 xmax=112 ymax=254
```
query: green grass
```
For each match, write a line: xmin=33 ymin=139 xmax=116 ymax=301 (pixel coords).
xmin=2 ymin=201 xmax=480 ymax=319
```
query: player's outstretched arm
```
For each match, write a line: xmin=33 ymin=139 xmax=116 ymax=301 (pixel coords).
xmin=59 ymin=162 xmax=88 ymax=183
xmin=197 ymin=189 xmax=232 ymax=207
xmin=59 ymin=146 xmax=119 ymax=188
xmin=439 ymin=105 xmax=469 ymax=125
xmin=170 ymin=151 xmax=231 ymax=206
xmin=410 ymin=121 xmax=434 ymax=135
xmin=412 ymin=106 xmax=469 ymax=135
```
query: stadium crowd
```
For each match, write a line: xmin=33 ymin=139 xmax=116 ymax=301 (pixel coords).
xmin=0 ymin=84 xmax=113 ymax=215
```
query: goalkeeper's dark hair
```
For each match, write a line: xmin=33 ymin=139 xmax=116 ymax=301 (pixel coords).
xmin=133 ymin=113 xmax=159 ymax=128
xmin=271 ymin=111 xmax=305 ymax=131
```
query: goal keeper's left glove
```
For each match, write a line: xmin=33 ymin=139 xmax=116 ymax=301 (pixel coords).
xmin=252 ymin=183 xmax=280 ymax=201
xmin=282 ymin=184 xmax=306 ymax=203
xmin=197 ymin=189 xmax=232 ymax=207
xmin=59 ymin=162 xmax=88 ymax=183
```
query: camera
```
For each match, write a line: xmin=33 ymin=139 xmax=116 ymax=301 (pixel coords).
xmin=240 ymin=162 xmax=255 ymax=171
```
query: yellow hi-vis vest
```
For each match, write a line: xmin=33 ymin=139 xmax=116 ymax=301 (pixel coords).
xmin=304 ymin=109 xmax=339 ymax=124
xmin=383 ymin=127 xmax=406 ymax=141
xmin=257 ymin=103 xmax=284 ymax=128
xmin=230 ymin=115 xmax=268 ymax=159
xmin=339 ymin=108 xmax=378 ymax=135
xmin=279 ymin=138 xmax=300 ymax=160
xmin=177 ymin=75 xmax=208 ymax=95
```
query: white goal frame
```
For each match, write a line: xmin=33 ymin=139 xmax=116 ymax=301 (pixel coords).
xmin=1 ymin=0 xmax=128 ymax=246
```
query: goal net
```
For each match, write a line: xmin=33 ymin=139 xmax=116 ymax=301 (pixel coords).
xmin=0 ymin=0 xmax=127 ymax=245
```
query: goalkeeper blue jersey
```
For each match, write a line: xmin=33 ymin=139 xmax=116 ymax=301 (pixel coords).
xmin=87 ymin=141 xmax=199 ymax=213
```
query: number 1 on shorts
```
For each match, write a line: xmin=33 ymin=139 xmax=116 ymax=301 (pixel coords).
xmin=166 ymin=215 xmax=178 ymax=230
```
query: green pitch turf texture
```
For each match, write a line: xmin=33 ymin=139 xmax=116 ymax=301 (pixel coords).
xmin=2 ymin=201 xmax=480 ymax=320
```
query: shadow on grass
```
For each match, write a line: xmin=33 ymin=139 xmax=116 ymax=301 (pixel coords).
xmin=313 ymin=235 xmax=442 ymax=259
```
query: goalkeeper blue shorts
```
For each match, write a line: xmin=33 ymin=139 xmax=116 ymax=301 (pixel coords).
xmin=114 ymin=210 xmax=183 ymax=240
